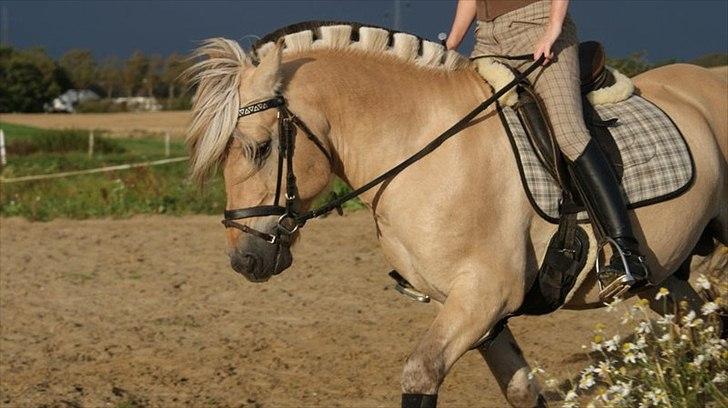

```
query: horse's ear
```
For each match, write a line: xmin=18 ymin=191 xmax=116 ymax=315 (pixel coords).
xmin=252 ymin=40 xmax=283 ymax=92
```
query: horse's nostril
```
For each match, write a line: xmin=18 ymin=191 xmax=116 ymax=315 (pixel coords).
xmin=231 ymin=252 xmax=260 ymax=275
xmin=243 ymin=254 xmax=258 ymax=273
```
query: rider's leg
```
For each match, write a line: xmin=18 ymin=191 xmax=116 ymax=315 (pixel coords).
xmin=568 ymin=140 xmax=649 ymax=298
xmin=496 ymin=9 xmax=650 ymax=300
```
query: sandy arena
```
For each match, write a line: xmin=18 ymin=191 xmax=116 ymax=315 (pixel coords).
xmin=0 ymin=212 xmax=630 ymax=407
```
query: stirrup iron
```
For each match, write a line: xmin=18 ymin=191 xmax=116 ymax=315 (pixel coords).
xmin=596 ymin=237 xmax=637 ymax=301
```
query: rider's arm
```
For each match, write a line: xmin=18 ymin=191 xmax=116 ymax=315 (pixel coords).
xmin=445 ymin=0 xmax=477 ymax=50
xmin=533 ymin=0 xmax=569 ymax=64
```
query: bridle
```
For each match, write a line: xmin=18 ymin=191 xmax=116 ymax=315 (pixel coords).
xmin=222 ymin=56 xmax=545 ymax=247
xmin=221 ymin=96 xmax=333 ymax=245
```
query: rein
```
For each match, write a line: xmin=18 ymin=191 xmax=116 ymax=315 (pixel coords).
xmin=222 ymin=55 xmax=544 ymax=245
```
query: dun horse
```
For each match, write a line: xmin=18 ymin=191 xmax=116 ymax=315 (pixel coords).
xmin=185 ymin=23 xmax=727 ymax=407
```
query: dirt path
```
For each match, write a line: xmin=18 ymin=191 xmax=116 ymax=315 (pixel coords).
xmin=1 ymin=111 xmax=190 ymax=138
xmin=0 ymin=213 xmax=625 ymax=407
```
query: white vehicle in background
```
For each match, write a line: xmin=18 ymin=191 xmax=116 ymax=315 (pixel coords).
xmin=44 ymin=89 xmax=99 ymax=113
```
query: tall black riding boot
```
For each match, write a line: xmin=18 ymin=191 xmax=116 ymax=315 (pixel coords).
xmin=568 ymin=140 xmax=649 ymax=301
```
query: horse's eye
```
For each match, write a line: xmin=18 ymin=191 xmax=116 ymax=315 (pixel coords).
xmin=254 ymin=140 xmax=272 ymax=163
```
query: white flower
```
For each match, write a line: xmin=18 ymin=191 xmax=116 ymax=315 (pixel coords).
xmin=657 ymin=333 xmax=672 ymax=343
xmin=682 ymin=310 xmax=696 ymax=324
xmin=713 ymin=372 xmax=727 ymax=384
xmin=656 ymin=314 xmax=675 ymax=326
xmin=604 ymin=335 xmax=621 ymax=352
xmin=636 ymin=321 xmax=652 ymax=334
xmin=701 ymin=301 xmax=719 ymax=316
xmin=690 ymin=354 xmax=705 ymax=368
xmin=623 ymin=352 xmax=637 ymax=364
xmin=696 ymin=274 xmax=711 ymax=290
xmin=655 ymin=287 xmax=670 ymax=300
xmin=605 ymin=297 xmax=623 ymax=312
xmin=643 ymin=387 xmax=669 ymax=406
xmin=545 ymin=378 xmax=558 ymax=388
xmin=564 ymin=389 xmax=578 ymax=402
xmin=608 ymin=381 xmax=633 ymax=400
xmin=595 ymin=360 xmax=613 ymax=378
xmin=579 ymin=373 xmax=596 ymax=390
xmin=591 ymin=341 xmax=603 ymax=352
xmin=635 ymin=351 xmax=648 ymax=363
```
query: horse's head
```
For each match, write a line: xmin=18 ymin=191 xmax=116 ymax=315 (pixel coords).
xmin=186 ymin=39 xmax=333 ymax=282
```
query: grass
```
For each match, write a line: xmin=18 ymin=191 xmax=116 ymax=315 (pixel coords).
xmin=0 ymin=122 xmax=361 ymax=221
xmin=0 ymin=122 xmax=224 ymax=220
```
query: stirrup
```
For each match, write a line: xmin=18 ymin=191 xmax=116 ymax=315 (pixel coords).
xmin=595 ymin=237 xmax=641 ymax=301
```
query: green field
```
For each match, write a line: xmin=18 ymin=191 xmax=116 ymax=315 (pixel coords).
xmin=0 ymin=122 xmax=360 ymax=221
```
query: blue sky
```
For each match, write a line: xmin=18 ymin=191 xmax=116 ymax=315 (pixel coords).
xmin=2 ymin=1 xmax=727 ymax=62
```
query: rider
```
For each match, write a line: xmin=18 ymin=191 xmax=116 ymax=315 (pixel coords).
xmin=446 ymin=0 xmax=649 ymax=299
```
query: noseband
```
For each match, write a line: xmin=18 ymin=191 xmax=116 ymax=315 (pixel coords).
xmin=222 ymin=57 xmax=545 ymax=246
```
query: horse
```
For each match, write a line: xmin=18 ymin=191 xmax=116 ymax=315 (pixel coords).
xmin=184 ymin=23 xmax=728 ymax=408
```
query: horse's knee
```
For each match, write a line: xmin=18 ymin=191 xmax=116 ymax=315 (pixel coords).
xmin=401 ymin=352 xmax=445 ymax=394
xmin=503 ymin=367 xmax=542 ymax=408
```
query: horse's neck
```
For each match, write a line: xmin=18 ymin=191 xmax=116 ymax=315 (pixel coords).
xmin=286 ymin=52 xmax=492 ymax=196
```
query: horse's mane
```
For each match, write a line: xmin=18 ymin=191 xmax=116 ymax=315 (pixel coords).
xmin=186 ymin=21 xmax=471 ymax=183
xmin=251 ymin=21 xmax=469 ymax=71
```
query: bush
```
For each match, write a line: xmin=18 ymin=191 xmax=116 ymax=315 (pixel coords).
xmin=534 ymin=269 xmax=728 ymax=407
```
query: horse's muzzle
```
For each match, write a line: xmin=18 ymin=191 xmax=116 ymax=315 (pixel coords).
xmin=229 ymin=237 xmax=293 ymax=282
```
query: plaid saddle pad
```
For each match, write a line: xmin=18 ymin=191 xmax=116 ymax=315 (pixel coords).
xmin=500 ymin=95 xmax=694 ymax=223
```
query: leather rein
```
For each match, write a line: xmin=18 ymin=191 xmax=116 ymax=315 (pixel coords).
xmin=222 ymin=56 xmax=544 ymax=245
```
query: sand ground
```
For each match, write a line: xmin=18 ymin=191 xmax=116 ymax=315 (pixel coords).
xmin=0 ymin=212 xmax=629 ymax=408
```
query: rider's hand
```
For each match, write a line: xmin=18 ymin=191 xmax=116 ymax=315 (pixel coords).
xmin=533 ymin=24 xmax=561 ymax=65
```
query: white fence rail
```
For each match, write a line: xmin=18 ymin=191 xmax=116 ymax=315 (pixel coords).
xmin=0 ymin=127 xmax=185 ymax=183
xmin=0 ymin=157 xmax=188 ymax=184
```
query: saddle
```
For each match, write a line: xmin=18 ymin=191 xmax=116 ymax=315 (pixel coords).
xmin=503 ymin=41 xmax=693 ymax=315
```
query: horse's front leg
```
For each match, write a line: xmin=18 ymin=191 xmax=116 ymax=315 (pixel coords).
xmin=401 ymin=273 xmax=515 ymax=408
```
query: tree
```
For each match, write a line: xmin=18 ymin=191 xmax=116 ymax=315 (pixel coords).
xmin=0 ymin=46 xmax=69 ymax=112
xmin=143 ymin=54 xmax=163 ymax=97
xmin=59 ymin=48 xmax=96 ymax=89
xmin=162 ymin=53 xmax=189 ymax=100
xmin=606 ymin=52 xmax=653 ymax=77
xmin=97 ymin=56 xmax=121 ymax=98
xmin=122 ymin=51 xmax=148 ymax=96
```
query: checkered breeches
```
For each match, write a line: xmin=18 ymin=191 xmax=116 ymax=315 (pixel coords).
xmin=472 ymin=0 xmax=590 ymax=160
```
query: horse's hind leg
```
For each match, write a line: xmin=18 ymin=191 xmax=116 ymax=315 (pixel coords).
xmin=478 ymin=325 xmax=546 ymax=407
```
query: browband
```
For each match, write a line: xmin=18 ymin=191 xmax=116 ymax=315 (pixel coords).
xmin=238 ymin=97 xmax=285 ymax=118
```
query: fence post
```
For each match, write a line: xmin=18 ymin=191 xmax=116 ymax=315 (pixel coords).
xmin=88 ymin=130 xmax=94 ymax=158
xmin=0 ymin=129 xmax=6 ymax=166
xmin=165 ymin=131 xmax=170 ymax=157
